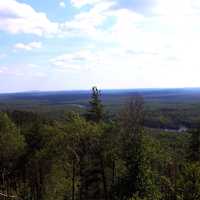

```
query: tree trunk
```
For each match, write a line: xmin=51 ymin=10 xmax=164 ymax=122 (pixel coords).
xmin=72 ymin=160 xmax=75 ymax=200
xmin=100 ymin=156 xmax=108 ymax=200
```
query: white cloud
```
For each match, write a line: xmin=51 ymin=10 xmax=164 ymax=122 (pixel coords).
xmin=2 ymin=0 xmax=200 ymax=88
xmin=14 ymin=42 xmax=42 ymax=51
xmin=153 ymin=0 xmax=192 ymax=16
xmin=59 ymin=1 xmax=66 ymax=8
xmin=0 ymin=64 xmax=47 ymax=78
xmin=55 ymin=0 xmax=200 ymax=78
xmin=60 ymin=0 xmax=116 ymax=39
xmin=0 ymin=66 xmax=24 ymax=76
xmin=71 ymin=0 xmax=102 ymax=8
xmin=50 ymin=50 xmax=97 ymax=70
xmin=28 ymin=64 xmax=40 ymax=68
xmin=0 ymin=54 xmax=6 ymax=59
xmin=0 ymin=0 xmax=114 ymax=38
xmin=0 ymin=0 xmax=58 ymax=36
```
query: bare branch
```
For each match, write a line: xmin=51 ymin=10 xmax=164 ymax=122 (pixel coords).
xmin=0 ymin=192 xmax=18 ymax=199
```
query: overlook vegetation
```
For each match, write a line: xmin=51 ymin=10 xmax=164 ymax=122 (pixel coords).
xmin=1 ymin=88 xmax=200 ymax=130
xmin=0 ymin=87 xmax=200 ymax=200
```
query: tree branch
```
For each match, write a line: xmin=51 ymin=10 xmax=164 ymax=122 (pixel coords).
xmin=0 ymin=192 xmax=19 ymax=199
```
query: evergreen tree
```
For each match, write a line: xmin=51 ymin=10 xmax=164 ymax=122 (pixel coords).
xmin=176 ymin=128 xmax=200 ymax=200
xmin=177 ymin=163 xmax=200 ymax=200
xmin=115 ymin=97 xmax=158 ymax=200
xmin=0 ymin=113 xmax=25 ymax=199
xmin=86 ymin=87 xmax=104 ymax=123
xmin=188 ymin=128 xmax=200 ymax=162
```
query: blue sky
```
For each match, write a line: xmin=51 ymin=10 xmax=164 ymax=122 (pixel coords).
xmin=0 ymin=0 xmax=200 ymax=92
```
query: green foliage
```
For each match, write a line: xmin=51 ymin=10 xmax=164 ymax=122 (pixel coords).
xmin=177 ymin=163 xmax=200 ymax=200
xmin=0 ymin=112 xmax=25 ymax=163
xmin=129 ymin=193 xmax=148 ymax=200
xmin=0 ymin=88 xmax=200 ymax=200
xmin=111 ymin=97 xmax=160 ymax=200
xmin=188 ymin=129 xmax=200 ymax=162
xmin=0 ymin=113 xmax=25 ymax=200
xmin=86 ymin=86 xmax=104 ymax=122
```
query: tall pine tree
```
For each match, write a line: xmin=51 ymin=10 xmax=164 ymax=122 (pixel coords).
xmin=86 ymin=87 xmax=104 ymax=123
xmin=115 ymin=96 xmax=158 ymax=200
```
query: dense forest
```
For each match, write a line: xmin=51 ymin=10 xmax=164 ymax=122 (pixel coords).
xmin=1 ymin=88 xmax=200 ymax=130
xmin=0 ymin=87 xmax=200 ymax=200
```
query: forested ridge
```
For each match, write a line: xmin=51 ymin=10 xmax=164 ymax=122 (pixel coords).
xmin=0 ymin=87 xmax=200 ymax=200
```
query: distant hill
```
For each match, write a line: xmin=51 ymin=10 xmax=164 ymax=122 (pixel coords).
xmin=1 ymin=88 xmax=200 ymax=129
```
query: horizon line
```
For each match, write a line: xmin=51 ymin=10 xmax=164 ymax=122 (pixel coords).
xmin=1 ymin=86 xmax=200 ymax=95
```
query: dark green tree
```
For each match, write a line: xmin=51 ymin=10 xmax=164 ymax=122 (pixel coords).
xmin=0 ymin=113 xmax=25 ymax=199
xmin=55 ymin=113 xmax=107 ymax=200
xmin=177 ymin=163 xmax=200 ymax=200
xmin=86 ymin=87 xmax=104 ymax=123
xmin=114 ymin=96 xmax=159 ymax=200
xmin=188 ymin=129 xmax=200 ymax=162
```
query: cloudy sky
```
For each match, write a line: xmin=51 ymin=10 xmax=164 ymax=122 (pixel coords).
xmin=0 ymin=0 xmax=200 ymax=92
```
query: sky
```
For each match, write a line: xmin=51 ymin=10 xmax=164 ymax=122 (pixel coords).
xmin=1 ymin=0 xmax=200 ymax=92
